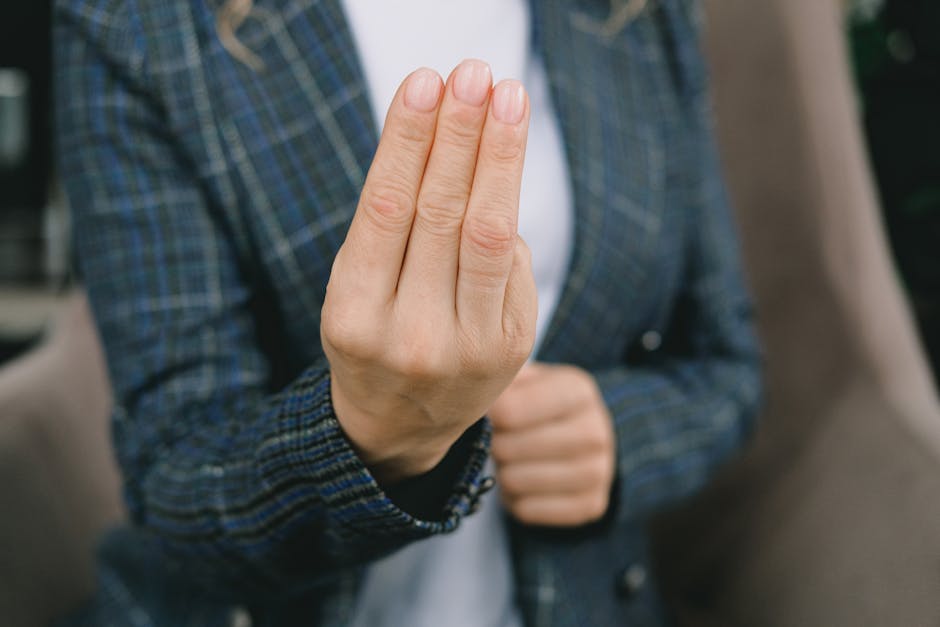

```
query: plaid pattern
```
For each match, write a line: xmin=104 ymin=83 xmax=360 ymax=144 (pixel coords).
xmin=55 ymin=0 xmax=761 ymax=625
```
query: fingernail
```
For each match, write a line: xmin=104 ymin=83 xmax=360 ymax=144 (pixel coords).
xmin=492 ymin=80 xmax=526 ymax=125
xmin=453 ymin=59 xmax=492 ymax=106
xmin=404 ymin=68 xmax=442 ymax=112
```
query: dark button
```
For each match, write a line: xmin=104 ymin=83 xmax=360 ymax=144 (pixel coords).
xmin=615 ymin=564 xmax=647 ymax=599
xmin=640 ymin=330 xmax=662 ymax=352
xmin=229 ymin=607 xmax=252 ymax=627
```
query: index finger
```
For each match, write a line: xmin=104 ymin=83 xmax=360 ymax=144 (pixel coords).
xmin=338 ymin=68 xmax=442 ymax=302
xmin=488 ymin=365 xmax=593 ymax=432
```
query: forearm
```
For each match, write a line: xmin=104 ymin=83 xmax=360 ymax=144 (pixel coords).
xmin=594 ymin=353 xmax=760 ymax=523
xmin=119 ymin=360 xmax=490 ymax=596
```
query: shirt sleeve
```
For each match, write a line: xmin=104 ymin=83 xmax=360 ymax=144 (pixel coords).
xmin=54 ymin=1 xmax=490 ymax=599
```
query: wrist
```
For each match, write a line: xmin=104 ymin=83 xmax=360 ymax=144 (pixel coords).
xmin=330 ymin=376 xmax=456 ymax=485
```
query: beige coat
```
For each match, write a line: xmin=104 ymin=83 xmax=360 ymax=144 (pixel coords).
xmin=652 ymin=1 xmax=940 ymax=625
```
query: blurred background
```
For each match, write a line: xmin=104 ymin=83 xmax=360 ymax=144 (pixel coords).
xmin=0 ymin=2 xmax=66 ymax=364
xmin=848 ymin=0 xmax=940 ymax=386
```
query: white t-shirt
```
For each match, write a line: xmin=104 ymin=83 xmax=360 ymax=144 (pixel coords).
xmin=341 ymin=2 xmax=574 ymax=625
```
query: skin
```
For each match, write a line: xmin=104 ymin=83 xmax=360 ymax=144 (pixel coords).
xmin=321 ymin=60 xmax=616 ymax=525
xmin=490 ymin=363 xmax=616 ymax=526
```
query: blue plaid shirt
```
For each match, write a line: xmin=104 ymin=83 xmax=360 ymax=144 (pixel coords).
xmin=55 ymin=0 xmax=761 ymax=625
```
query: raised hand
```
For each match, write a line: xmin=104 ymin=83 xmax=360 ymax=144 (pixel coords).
xmin=321 ymin=60 xmax=537 ymax=485
xmin=489 ymin=363 xmax=617 ymax=527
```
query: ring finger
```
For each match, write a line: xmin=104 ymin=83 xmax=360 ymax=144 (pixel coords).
xmin=497 ymin=457 xmax=610 ymax=497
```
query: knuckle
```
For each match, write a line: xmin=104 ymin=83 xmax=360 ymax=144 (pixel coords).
xmin=437 ymin=113 xmax=484 ymax=148
xmin=361 ymin=185 xmax=415 ymax=232
xmin=321 ymin=308 xmax=373 ymax=358
xmin=391 ymin=119 xmax=434 ymax=152
xmin=464 ymin=213 xmax=517 ymax=256
xmin=390 ymin=339 xmax=446 ymax=381
xmin=415 ymin=195 xmax=467 ymax=236
xmin=483 ymin=128 xmax=526 ymax=165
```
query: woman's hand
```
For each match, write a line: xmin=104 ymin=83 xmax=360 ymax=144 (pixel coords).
xmin=489 ymin=363 xmax=617 ymax=527
xmin=321 ymin=60 xmax=537 ymax=485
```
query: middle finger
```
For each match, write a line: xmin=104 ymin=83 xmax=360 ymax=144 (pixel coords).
xmin=491 ymin=413 xmax=604 ymax=464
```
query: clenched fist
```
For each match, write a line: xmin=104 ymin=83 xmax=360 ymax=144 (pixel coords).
xmin=490 ymin=363 xmax=616 ymax=527
xmin=321 ymin=60 xmax=537 ymax=485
